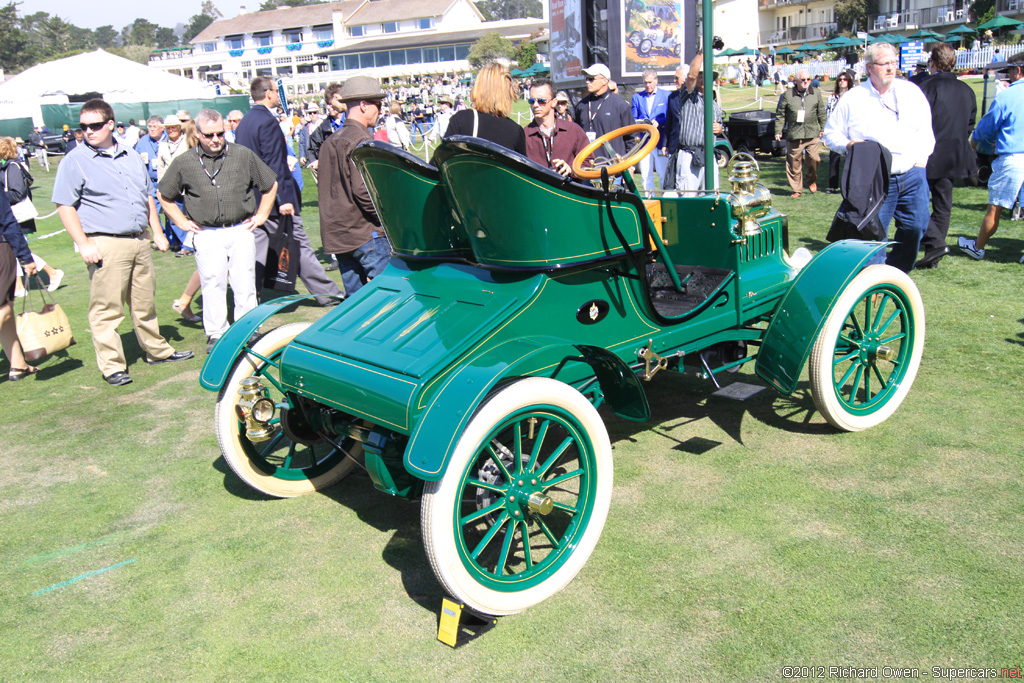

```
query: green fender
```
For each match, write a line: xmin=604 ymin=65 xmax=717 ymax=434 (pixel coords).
xmin=403 ymin=336 xmax=648 ymax=481
xmin=198 ymin=294 xmax=339 ymax=392
xmin=755 ymin=240 xmax=887 ymax=395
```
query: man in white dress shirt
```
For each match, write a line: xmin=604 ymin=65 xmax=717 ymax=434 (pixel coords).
xmin=824 ymin=42 xmax=935 ymax=272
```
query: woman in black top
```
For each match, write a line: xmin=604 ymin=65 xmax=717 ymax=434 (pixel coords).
xmin=444 ymin=62 xmax=527 ymax=155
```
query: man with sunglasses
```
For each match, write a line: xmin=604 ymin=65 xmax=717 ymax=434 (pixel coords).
xmin=574 ymin=63 xmax=636 ymax=158
xmin=775 ymin=69 xmax=828 ymax=198
xmin=524 ymin=78 xmax=589 ymax=178
xmin=158 ymin=110 xmax=279 ymax=350
xmin=52 ymin=98 xmax=194 ymax=386
xmin=825 ymin=42 xmax=934 ymax=273
xmin=317 ymin=76 xmax=391 ymax=297
xmin=224 ymin=110 xmax=244 ymax=143
xmin=958 ymin=53 xmax=1024 ymax=263
xmin=235 ymin=77 xmax=343 ymax=305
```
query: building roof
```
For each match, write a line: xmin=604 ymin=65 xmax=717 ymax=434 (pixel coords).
xmin=348 ymin=0 xmax=470 ymax=24
xmin=317 ymin=20 xmax=545 ymax=53
xmin=192 ymin=1 xmax=365 ymax=43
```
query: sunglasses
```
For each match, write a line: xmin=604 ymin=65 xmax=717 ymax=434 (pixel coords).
xmin=585 ymin=75 xmax=598 ymax=82
xmin=527 ymin=98 xmax=550 ymax=105
xmin=79 ymin=121 xmax=109 ymax=132
xmin=197 ymin=130 xmax=226 ymax=140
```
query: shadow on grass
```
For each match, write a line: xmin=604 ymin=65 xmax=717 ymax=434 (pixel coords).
xmin=603 ymin=370 xmax=833 ymax=452
xmin=1008 ymin=318 xmax=1024 ymax=348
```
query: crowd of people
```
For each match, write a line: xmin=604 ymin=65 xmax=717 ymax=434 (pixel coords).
xmin=1 ymin=44 xmax=1017 ymax=387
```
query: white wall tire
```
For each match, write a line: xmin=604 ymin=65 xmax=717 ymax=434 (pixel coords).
xmin=809 ymin=265 xmax=925 ymax=432
xmin=421 ymin=378 xmax=613 ymax=615
xmin=215 ymin=322 xmax=360 ymax=497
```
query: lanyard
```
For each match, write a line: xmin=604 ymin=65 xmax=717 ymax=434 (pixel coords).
xmin=539 ymin=126 xmax=556 ymax=167
xmin=587 ymin=94 xmax=608 ymax=131
xmin=197 ymin=146 xmax=226 ymax=186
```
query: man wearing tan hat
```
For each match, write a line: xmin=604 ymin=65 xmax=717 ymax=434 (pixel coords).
xmin=317 ymin=76 xmax=390 ymax=296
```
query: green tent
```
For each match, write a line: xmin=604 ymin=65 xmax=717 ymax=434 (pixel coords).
xmin=907 ymin=29 xmax=943 ymax=41
xmin=774 ymin=46 xmax=796 ymax=55
xmin=946 ymin=24 xmax=977 ymax=35
xmin=977 ymin=15 xmax=1023 ymax=30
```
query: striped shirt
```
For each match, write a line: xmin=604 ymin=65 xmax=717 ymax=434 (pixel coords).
xmin=666 ymin=88 xmax=724 ymax=156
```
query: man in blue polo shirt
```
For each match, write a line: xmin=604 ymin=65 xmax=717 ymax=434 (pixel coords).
xmin=134 ymin=115 xmax=173 ymax=247
xmin=53 ymin=98 xmax=193 ymax=386
xmin=958 ymin=54 xmax=1024 ymax=263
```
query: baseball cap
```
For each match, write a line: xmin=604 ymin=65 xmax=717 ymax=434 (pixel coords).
xmin=582 ymin=63 xmax=611 ymax=80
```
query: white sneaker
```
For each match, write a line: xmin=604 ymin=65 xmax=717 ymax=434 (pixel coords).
xmin=47 ymin=269 xmax=64 ymax=292
xmin=958 ymin=236 xmax=985 ymax=260
xmin=14 ymin=289 xmax=26 ymax=298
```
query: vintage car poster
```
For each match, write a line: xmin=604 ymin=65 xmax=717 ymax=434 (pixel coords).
xmin=622 ymin=0 xmax=684 ymax=75
xmin=550 ymin=0 xmax=584 ymax=81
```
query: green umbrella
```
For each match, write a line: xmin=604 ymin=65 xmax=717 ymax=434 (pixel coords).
xmin=946 ymin=24 xmax=977 ymax=35
xmin=907 ymin=29 xmax=943 ymax=41
xmin=719 ymin=47 xmax=737 ymax=56
xmin=977 ymin=15 xmax=1024 ymax=30
xmin=734 ymin=47 xmax=758 ymax=55
xmin=774 ymin=46 xmax=797 ymax=55
xmin=795 ymin=42 xmax=816 ymax=51
xmin=510 ymin=68 xmax=524 ymax=77
xmin=811 ymin=42 xmax=833 ymax=50
xmin=878 ymin=33 xmax=905 ymax=44
xmin=943 ymin=34 xmax=964 ymax=42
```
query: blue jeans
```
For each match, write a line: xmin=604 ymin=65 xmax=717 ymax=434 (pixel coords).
xmin=335 ymin=235 xmax=391 ymax=296
xmin=874 ymin=165 xmax=929 ymax=272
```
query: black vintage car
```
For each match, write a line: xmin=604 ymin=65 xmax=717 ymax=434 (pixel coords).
xmin=726 ymin=109 xmax=785 ymax=157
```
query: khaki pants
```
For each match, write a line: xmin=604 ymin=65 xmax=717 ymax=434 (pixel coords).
xmin=87 ymin=234 xmax=174 ymax=376
xmin=786 ymin=137 xmax=820 ymax=193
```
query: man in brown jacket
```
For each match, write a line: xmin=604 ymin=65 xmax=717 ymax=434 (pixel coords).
xmin=317 ymin=76 xmax=391 ymax=296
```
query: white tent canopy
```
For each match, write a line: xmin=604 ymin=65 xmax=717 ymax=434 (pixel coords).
xmin=0 ymin=49 xmax=216 ymax=123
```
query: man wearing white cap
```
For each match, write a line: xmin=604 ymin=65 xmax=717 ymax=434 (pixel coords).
xmin=574 ymin=63 xmax=636 ymax=157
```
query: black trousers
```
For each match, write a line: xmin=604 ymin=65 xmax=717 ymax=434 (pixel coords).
xmin=921 ymin=176 xmax=953 ymax=254
xmin=828 ymin=150 xmax=842 ymax=191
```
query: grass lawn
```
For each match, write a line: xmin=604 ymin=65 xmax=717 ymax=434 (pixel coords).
xmin=1 ymin=114 xmax=1022 ymax=681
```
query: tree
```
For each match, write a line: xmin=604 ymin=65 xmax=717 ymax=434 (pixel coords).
xmin=467 ymin=32 xmax=516 ymax=69
xmin=68 ymin=25 xmax=95 ymax=51
xmin=155 ymin=26 xmax=178 ymax=49
xmin=40 ymin=16 xmax=73 ymax=54
xmin=515 ymin=41 xmax=537 ymax=70
xmin=122 ymin=18 xmax=158 ymax=47
xmin=183 ymin=13 xmax=215 ymax=43
xmin=834 ymin=0 xmax=869 ymax=34
xmin=0 ymin=2 xmax=35 ymax=73
xmin=258 ymin=0 xmax=321 ymax=9
xmin=109 ymin=44 xmax=154 ymax=64
xmin=94 ymin=25 xmax=118 ymax=48
xmin=474 ymin=0 xmax=543 ymax=21
xmin=200 ymin=0 xmax=223 ymax=18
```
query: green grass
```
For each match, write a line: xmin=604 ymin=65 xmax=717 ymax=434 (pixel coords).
xmin=1 ymin=133 xmax=1022 ymax=681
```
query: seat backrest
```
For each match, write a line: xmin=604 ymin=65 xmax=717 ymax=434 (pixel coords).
xmin=350 ymin=140 xmax=471 ymax=260
xmin=432 ymin=136 xmax=651 ymax=270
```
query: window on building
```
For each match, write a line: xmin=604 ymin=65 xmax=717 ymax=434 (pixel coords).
xmin=330 ymin=56 xmax=344 ymax=71
xmin=417 ymin=18 xmax=434 ymax=29
xmin=439 ymin=45 xmax=455 ymax=61
xmin=349 ymin=25 xmax=365 ymax=37
xmin=285 ymin=30 xmax=302 ymax=44
xmin=277 ymin=66 xmax=293 ymax=76
xmin=254 ymin=32 xmax=273 ymax=47
xmin=359 ymin=52 xmax=374 ymax=68
xmin=202 ymin=42 xmax=217 ymax=52
xmin=390 ymin=49 xmax=406 ymax=65
xmin=374 ymin=51 xmax=390 ymax=66
xmin=345 ymin=54 xmax=360 ymax=70
xmin=455 ymin=44 xmax=470 ymax=59
xmin=423 ymin=47 xmax=438 ymax=62
xmin=227 ymin=35 xmax=244 ymax=49
xmin=256 ymin=67 xmax=273 ymax=77
xmin=314 ymin=25 xmax=333 ymax=41
xmin=297 ymin=63 xmax=316 ymax=74
xmin=382 ymin=21 xmax=399 ymax=33
xmin=406 ymin=48 xmax=422 ymax=63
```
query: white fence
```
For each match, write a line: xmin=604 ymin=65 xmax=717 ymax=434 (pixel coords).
xmin=955 ymin=43 xmax=1024 ymax=69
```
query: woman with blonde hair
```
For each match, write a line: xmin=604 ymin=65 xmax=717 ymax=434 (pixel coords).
xmin=444 ymin=62 xmax=527 ymax=154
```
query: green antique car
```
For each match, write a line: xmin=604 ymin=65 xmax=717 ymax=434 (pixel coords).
xmin=199 ymin=124 xmax=924 ymax=616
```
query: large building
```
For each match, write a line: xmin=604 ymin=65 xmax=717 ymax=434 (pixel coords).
xmin=148 ymin=0 xmax=546 ymax=95
xmin=711 ymin=0 xmax=1024 ymax=49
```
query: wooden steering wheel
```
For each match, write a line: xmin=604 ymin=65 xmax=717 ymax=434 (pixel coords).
xmin=571 ymin=123 xmax=660 ymax=179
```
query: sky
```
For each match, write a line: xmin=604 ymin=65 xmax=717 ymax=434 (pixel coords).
xmin=26 ymin=0 xmax=247 ymax=30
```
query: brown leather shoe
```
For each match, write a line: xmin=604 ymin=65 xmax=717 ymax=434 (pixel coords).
xmin=809 ymin=183 xmax=818 ymax=194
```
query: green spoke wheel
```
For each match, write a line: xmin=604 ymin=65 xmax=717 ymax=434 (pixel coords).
xmin=422 ymin=378 xmax=613 ymax=615
xmin=809 ymin=265 xmax=925 ymax=432
xmin=215 ymin=323 xmax=360 ymax=497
